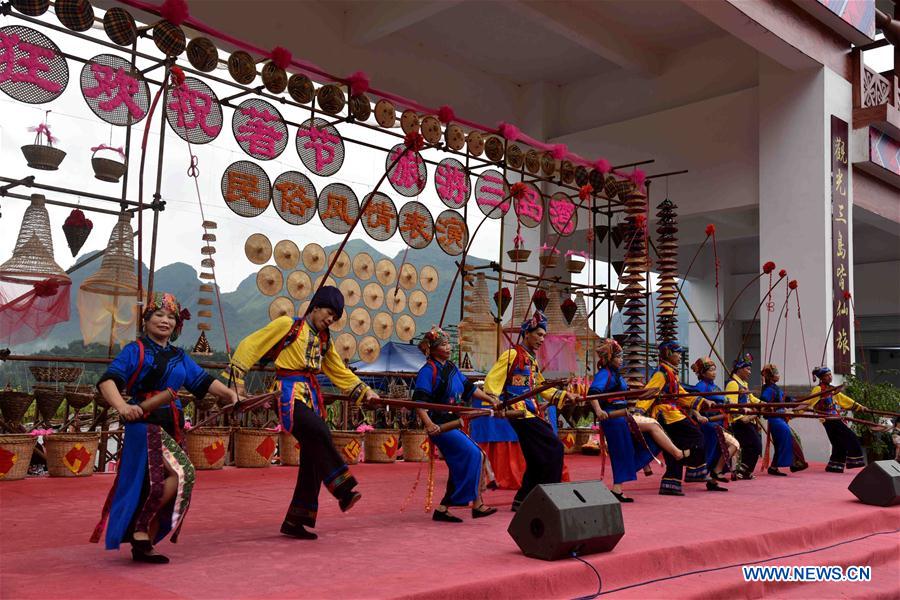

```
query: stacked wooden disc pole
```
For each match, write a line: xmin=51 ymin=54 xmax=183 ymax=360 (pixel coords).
xmin=620 ymin=186 xmax=649 ymax=387
xmin=193 ymin=220 xmax=217 ymax=355
xmin=655 ymin=199 xmax=679 ymax=342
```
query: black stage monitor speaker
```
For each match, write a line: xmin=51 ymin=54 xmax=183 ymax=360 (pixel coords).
xmin=507 ymin=480 xmax=624 ymax=561
xmin=848 ymin=460 xmax=900 ymax=507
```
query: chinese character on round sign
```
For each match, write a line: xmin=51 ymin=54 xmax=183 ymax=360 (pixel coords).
xmin=398 ymin=201 xmax=434 ymax=249
xmin=318 ymin=182 xmax=359 ymax=234
xmin=475 ymin=169 xmax=509 ymax=219
xmin=387 ymin=144 xmax=427 ymax=197
xmin=273 ymin=171 xmax=317 ymax=225
xmin=297 ymin=117 xmax=345 ymax=176
xmin=361 ymin=192 xmax=398 ymax=242
xmin=220 ymin=160 xmax=271 ymax=217
xmin=514 ymin=182 xmax=543 ymax=229
xmin=435 ymin=210 xmax=468 ymax=256
xmin=435 ymin=158 xmax=470 ymax=209
xmin=548 ymin=192 xmax=577 ymax=236
xmin=0 ymin=25 xmax=68 ymax=104
xmin=166 ymin=77 xmax=222 ymax=144
xmin=80 ymin=54 xmax=149 ymax=126
xmin=232 ymin=98 xmax=287 ymax=161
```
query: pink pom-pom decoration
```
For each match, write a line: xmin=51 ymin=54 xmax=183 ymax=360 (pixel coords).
xmin=630 ymin=169 xmax=646 ymax=188
xmin=437 ymin=105 xmax=455 ymax=124
xmin=551 ymin=144 xmax=568 ymax=160
xmin=497 ymin=122 xmax=520 ymax=141
xmin=271 ymin=46 xmax=293 ymax=70
xmin=346 ymin=71 xmax=370 ymax=96
xmin=762 ymin=261 xmax=776 ymax=274
xmin=593 ymin=159 xmax=611 ymax=174
xmin=160 ymin=0 xmax=190 ymax=25
xmin=705 ymin=223 xmax=716 ymax=236
xmin=356 ymin=424 xmax=375 ymax=433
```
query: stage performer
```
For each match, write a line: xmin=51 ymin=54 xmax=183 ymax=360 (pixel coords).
xmin=758 ymin=364 xmax=798 ymax=476
xmin=484 ymin=312 xmax=567 ymax=511
xmin=226 ymin=286 xmax=379 ymax=539
xmin=413 ymin=327 xmax=498 ymax=522
xmin=807 ymin=367 xmax=869 ymax=473
xmin=635 ymin=341 xmax=727 ymax=496
xmin=91 ymin=292 xmax=237 ymax=563
xmin=588 ymin=338 xmax=686 ymax=502
xmin=690 ymin=357 xmax=739 ymax=482
xmin=725 ymin=355 xmax=762 ymax=480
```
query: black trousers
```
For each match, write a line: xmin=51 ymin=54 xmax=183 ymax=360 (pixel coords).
xmin=510 ymin=417 xmax=564 ymax=504
xmin=823 ymin=419 xmax=866 ymax=470
xmin=285 ymin=402 xmax=357 ymax=528
xmin=731 ymin=420 xmax=761 ymax=473
xmin=660 ymin=418 xmax=707 ymax=492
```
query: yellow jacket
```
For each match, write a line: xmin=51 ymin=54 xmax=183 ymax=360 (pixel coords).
xmin=724 ymin=375 xmax=760 ymax=423
xmin=807 ymin=385 xmax=861 ymax=421
xmin=483 ymin=347 xmax=566 ymax=419
xmin=635 ymin=362 xmax=703 ymax=425
xmin=225 ymin=316 xmax=369 ymax=402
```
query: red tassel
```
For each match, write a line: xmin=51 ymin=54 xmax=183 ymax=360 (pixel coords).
xmin=159 ymin=0 xmax=190 ymax=26
xmin=33 ymin=278 xmax=59 ymax=297
xmin=705 ymin=223 xmax=716 ymax=236
xmin=578 ymin=184 xmax=593 ymax=201
xmin=551 ymin=143 xmax=568 ymax=160
xmin=346 ymin=71 xmax=369 ymax=96
xmin=437 ymin=105 xmax=455 ymax=124
xmin=403 ymin=131 xmax=425 ymax=151
xmin=510 ymin=182 xmax=528 ymax=200
xmin=762 ymin=261 xmax=776 ymax=274
xmin=169 ymin=65 xmax=185 ymax=86
xmin=270 ymin=46 xmax=292 ymax=70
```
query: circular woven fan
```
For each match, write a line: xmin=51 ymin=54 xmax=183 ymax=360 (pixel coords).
xmin=268 ymin=296 xmax=294 ymax=320
xmin=396 ymin=314 xmax=416 ymax=342
xmin=541 ymin=152 xmax=556 ymax=176
xmin=335 ymin=332 xmax=357 ymax=360
xmin=273 ymin=171 xmax=317 ymax=225
xmin=221 ymin=161 xmax=271 ymax=217
xmin=297 ymin=117 xmax=344 ymax=176
xmin=317 ymin=183 xmax=358 ymax=234
xmin=327 ymin=250 xmax=351 ymax=277
xmin=475 ymin=169 xmax=509 ymax=218
xmin=445 ymin=124 xmax=465 ymax=151
xmin=228 ymin=50 xmax=256 ymax=85
xmin=400 ymin=110 xmax=420 ymax=134
xmin=373 ymin=312 xmax=394 ymax=340
xmin=244 ymin=233 xmax=272 ymax=265
xmin=316 ymin=84 xmax=345 ymax=115
xmin=165 ymin=77 xmax=223 ymax=144
xmin=375 ymin=259 xmax=397 ymax=286
xmin=408 ymin=289 xmax=428 ymax=316
xmin=261 ymin=61 xmax=287 ymax=94
xmin=524 ymin=149 xmax=541 ymax=174
xmin=466 ymin=131 xmax=484 ymax=156
xmin=55 ymin=0 xmax=93 ymax=31
xmin=420 ymin=115 xmax=442 ymax=144
xmin=506 ymin=144 xmax=524 ymax=170
xmin=103 ymin=8 xmax=137 ymax=46
xmin=348 ymin=94 xmax=371 ymax=121
xmin=274 ymin=239 xmax=300 ymax=270
xmin=288 ymin=74 xmax=314 ymax=104
xmin=386 ymin=144 xmax=427 ymax=197
xmin=435 ymin=158 xmax=470 ymax=209
xmin=186 ymin=37 xmax=218 ymax=72
xmin=153 ymin=21 xmax=186 ymax=57
xmin=361 ymin=192 xmax=397 ymax=242
xmin=398 ymin=263 xmax=418 ymax=290
xmin=386 ymin=288 xmax=406 ymax=313
xmin=350 ymin=307 xmax=371 ymax=334
xmin=232 ymin=98 xmax=288 ymax=160
xmin=302 ymin=242 xmax=326 ymax=272
xmin=11 ymin=1 xmax=50 ymax=17
xmin=339 ymin=278 xmax=362 ymax=306
xmin=329 ymin=310 xmax=347 ymax=332
xmin=484 ymin=136 xmax=505 ymax=162
xmin=363 ymin=282 xmax=384 ymax=310
xmin=0 ymin=26 xmax=67 ymax=104
xmin=420 ymin=266 xmax=439 ymax=292
xmin=81 ymin=54 xmax=149 ymax=125
xmin=548 ymin=192 xmax=577 ymax=236
xmin=435 ymin=209 xmax=468 ymax=256
xmin=286 ymin=270 xmax=312 ymax=300
xmin=313 ymin=274 xmax=337 ymax=290
xmin=352 ymin=252 xmax=375 ymax=280
xmin=575 ymin=165 xmax=590 ymax=186
xmin=398 ymin=201 xmax=434 ymax=249
xmin=514 ymin=183 xmax=543 ymax=229
xmin=256 ymin=265 xmax=283 ymax=296
xmin=296 ymin=300 xmax=310 ymax=317
xmin=560 ymin=161 xmax=575 ymax=184
xmin=358 ymin=336 xmax=381 ymax=363
xmin=374 ymin=99 xmax=396 ymax=128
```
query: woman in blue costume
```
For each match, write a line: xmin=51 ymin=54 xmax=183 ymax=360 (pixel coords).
xmin=413 ymin=327 xmax=499 ymax=522
xmin=759 ymin=363 xmax=799 ymax=476
xmin=91 ymin=293 xmax=237 ymax=563
xmin=690 ymin=357 xmax=740 ymax=482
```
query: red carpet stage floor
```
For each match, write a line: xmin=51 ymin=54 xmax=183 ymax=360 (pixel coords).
xmin=2 ymin=455 xmax=898 ymax=599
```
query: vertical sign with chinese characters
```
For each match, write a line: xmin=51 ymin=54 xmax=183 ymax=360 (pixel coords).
xmin=830 ymin=116 xmax=851 ymax=374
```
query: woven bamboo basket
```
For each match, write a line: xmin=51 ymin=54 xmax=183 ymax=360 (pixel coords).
xmin=364 ymin=429 xmax=400 ymax=463
xmin=539 ymin=254 xmax=559 ymax=269
xmin=34 ymin=386 xmax=65 ymax=422
xmin=507 ymin=248 xmax=531 ymax=263
xmin=0 ymin=391 xmax=34 ymax=424
xmin=194 ymin=393 xmax=217 ymax=411
xmin=0 ymin=434 xmax=36 ymax=481
xmin=185 ymin=427 xmax=231 ymax=470
xmin=234 ymin=428 xmax=278 ymax=468
xmin=92 ymin=155 xmax=126 ymax=183
xmin=29 ymin=366 xmax=83 ymax=383
xmin=400 ymin=430 xmax=430 ymax=462
xmin=21 ymin=144 xmax=65 ymax=170
xmin=575 ymin=428 xmax=592 ymax=450
xmin=331 ymin=431 xmax=363 ymax=465
xmin=566 ymin=258 xmax=586 ymax=273
xmin=45 ymin=433 xmax=99 ymax=477
xmin=279 ymin=431 xmax=301 ymax=466
xmin=64 ymin=385 xmax=95 ymax=410
xmin=558 ymin=428 xmax=579 ymax=454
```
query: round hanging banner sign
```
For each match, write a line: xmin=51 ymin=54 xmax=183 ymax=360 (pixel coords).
xmin=435 ymin=209 xmax=468 ymax=256
xmin=81 ymin=54 xmax=149 ymax=126
xmin=165 ymin=77 xmax=222 ymax=144
xmin=318 ymin=182 xmax=359 ymax=234
xmin=273 ymin=171 xmax=317 ymax=226
xmin=0 ymin=25 xmax=69 ymax=104
xmin=232 ymin=98 xmax=288 ymax=161
xmin=475 ymin=169 xmax=509 ymax=219
xmin=398 ymin=201 xmax=434 ymax=249
xmin=548 ymin=192 xmax=578 ymax=236
xmin=297 ymin=117 xmax=344 ymax=176
xmin=361 ymin=192 xmax=397 ymax=242
xmin=514 ymin=182 xmax=544 ymax=229
xmin=435 ymin=158 xmax=470 ymax=209
xmin=386 ymin=144 xmax=427 ymax=197
xmin=221 ymin=160 xmax=271 ymax=217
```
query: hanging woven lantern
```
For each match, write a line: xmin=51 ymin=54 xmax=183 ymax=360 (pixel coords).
xmin=62 ymin=208 xmax=93 ymax=257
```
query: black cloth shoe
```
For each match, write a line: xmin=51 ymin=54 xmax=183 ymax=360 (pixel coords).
xmin=706 ymin=481 xmax=728 ymax=492
xmin=339 ymin=491 xmax=361 ymax=513
xmin=659 ymin=489 xmax=685 ymax=497
xmin=711 ymin=472 xmax=729 ymax=483
xmin=130 ymin=539 xmax=169 ymax=564
xmin=280 ymin=521 xmax=318 ymax=540
xmin=790 ymin=463 xmax=808 ymax=473
xmin=432 ymin=509 xmax=463 ymax=523
xmin=768 ymin=467 xmax=788 ymax=477
xmin=825 ymin=465 xmax=844 ymax=473
xmin=612 ymin=491 xmax=634 ymax=503
xmin=472 ymin=505 xmax=497 ymax=518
